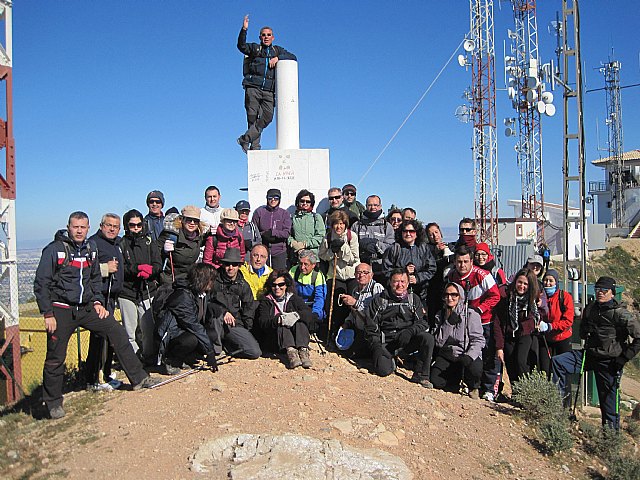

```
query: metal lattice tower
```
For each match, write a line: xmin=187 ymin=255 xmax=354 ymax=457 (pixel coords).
xmin=0 ymin=0 xmax=20 ymax=404
xmin=601 ymin=59 xmax=625 ymax=227
xmin=508 ymin=0 xmax=545 ymax=247
xmin=470 ymin=0 xmax=499 ymax=246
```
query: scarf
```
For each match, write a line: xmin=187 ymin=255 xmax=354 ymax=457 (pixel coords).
xmin=508 ymin=292 xmax=540 ymax=333
xmin=363 ymin=209 xmax=383 ymax=220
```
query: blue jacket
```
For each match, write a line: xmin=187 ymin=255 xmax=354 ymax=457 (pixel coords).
xmin=237 ymin=28 xmax=297 ymax=92
xmin=89 ymin=230 xmax=124 ymax=300
xmin=289 ymin=265 xmax=327 ymax=320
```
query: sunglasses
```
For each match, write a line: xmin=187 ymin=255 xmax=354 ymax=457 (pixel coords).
xmin=298 ymin=199 xmax=312 ymax=204
xmin=328 ymin=195 xmax=342 ymax=201
xmin=272 ymin=282 xmax=287 ymax=288
xmin=344 ymin=191 xmax=356 ymax=196
xmin=260 ymin=33 xmax=273 ymax=37
xmin=238 ymin=209 xmax=250 ymax=214
xmin=390 ymin=218 xmax=402 ymax=223
xmin=148 ymin=199 xmax=162 ymax=205
xmin=128 ymin=222 xmax=143 ymax=228
xmin=402 ymin=229 xmax=417 ymax=234
xmin=459 ymin=227 xmax=475 ymax=233
xmin=444 ymin=292 xmax=460 ymax=298
xmin=224 ymin=262 xmax=241 ymax=267
xmin=595 ymin=287 xmax=611 ymax=293
xmin=183 ymin=217 xmax=199 ymax=224
xmin=267 ymin=196 xmax=280 ymax=201
xmin=223 ymin=219 xmax=238 ymax=223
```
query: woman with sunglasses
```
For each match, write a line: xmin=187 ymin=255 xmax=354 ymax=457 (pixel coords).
xmin=203 ymin=208 xmax=246 ymax=269
xmin=386 ymin=209 xmax=404 ymax=231
xmin=158 ymin=205 xmax=207 ymax=284
xmin=431 ymin=282 xmax=485 ymax=399
xmin=119 ymin=209 xmax=162 ymax=363
xmin=257 ymin=270 xmax=313 ymax=369
xmin=288 ymin=189 xmax=325 ymax=263
xmin=494 ymin=268 xmax=548 ymax=388
xmin=381 ymin=219 xmax=436 ymax=305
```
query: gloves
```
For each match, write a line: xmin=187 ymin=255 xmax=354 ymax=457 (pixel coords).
xmin=261 ymin=229 xmax=275 ymax=243
xmin=330 ymin=238 xmax=344 ymax=253
xmin=290 ymin=240 xmax=306 ymax=251
xmin=205 ymin=352 xmax=219 ymax=371
xmin=396 ymin=329 xmax=413 ymax=348
xmin=137 ymin=264 xmax=153 ymax=279
xmin=458 ymin=354 xmax=473 ymax=367
xmin=538 ymin=321 xmax=550 ymax=333
xmin=163 ymin=239 xmax=175 ymax=253
xmin=280 ymin=311 xmax=301 ymax=328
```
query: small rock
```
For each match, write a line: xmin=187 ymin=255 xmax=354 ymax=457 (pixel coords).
xmin=562 ymin=464 xmax=570 ymax=473
xmin=41 ymin=457 xmax=49 ymax=465
xmin=432 ymin=410 xmax=446 ymax=421
xmin=377 ymin=431 xmax=399 ymax=446
xmin=330 ymin=419 xmax=354 ymax=435
xmin=7 ymin=450 xmax=18 ymax=460
xmin=371 ymin=423 xmax=387 ymax=435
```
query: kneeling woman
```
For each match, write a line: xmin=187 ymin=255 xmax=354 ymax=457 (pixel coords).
xmin=431 ymin=282 xmax=485 ymax=398
xmin=494 ymin=268 xmax=547 ymax=385
xmin=257 ymin=270 xmax=314 ymax=369
xmin=157 ymin=263 xmax=218 ymax=374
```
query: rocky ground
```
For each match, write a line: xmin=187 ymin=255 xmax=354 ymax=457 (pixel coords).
xmin=25 ymin=348 xmax=591 ymax=480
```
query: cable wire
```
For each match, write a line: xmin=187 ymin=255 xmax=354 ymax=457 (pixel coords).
xmin=357 ymin=36 xmax=467 ymax=187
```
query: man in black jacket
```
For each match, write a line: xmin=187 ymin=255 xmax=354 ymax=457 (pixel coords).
xmin=34 ymin=212 xmax=159 ymax=419
xmin=209 ymin=248 xmax=262 ymax=359
xmin=552 ymin=276 xmax=640 ymax=430
xmin=364 ymin=269 xmax=435 ymax=388
xmin=236 ymin=14 xmax=296 ymax=152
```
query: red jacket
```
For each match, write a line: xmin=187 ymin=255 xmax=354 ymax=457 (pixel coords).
xmin=203 ymin=225 xmax=245 ymax=269
xmin=545 ymin=289 xmax=574 ymax=343
xmin=448 ymin=265 xmax=500 ymax=325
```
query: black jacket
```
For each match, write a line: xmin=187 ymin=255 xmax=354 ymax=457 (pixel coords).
xmin=581 ymin=299 xmax=640 ymax=361
xmin=34 ymin=230 xmax=102 ymax=315
xmin=158 ymin=228 xmax=205 ymax=285
xmin=120 ymin=231 xmax=162 ymax=302
xmin=89 ymin=230 xmax=124 ymax=300
xmin=237 ymin=27 xmax=297 ymax=92
xmin=256 ymin=292 xmax=312 ymax=330
xmin=210 ymin=270 xmax=256 ymax=330
xmin=381 ymin=242 xmax=436 ymax=302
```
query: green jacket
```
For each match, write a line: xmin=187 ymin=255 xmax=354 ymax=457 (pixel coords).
xmin=288 ymin=211 xmax=325 ymax=257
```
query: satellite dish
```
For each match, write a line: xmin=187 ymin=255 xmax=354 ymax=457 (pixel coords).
xmin=541 ymin=91 xmax=554 ymax=104
xmin=527 ymin=76 xmax=539 ymax=89
xmin=545 ymin=104 xmax=556 ymax=117
xmin=508 ymin=86 xmax=516 ymax=99
xmin=505 ymin=127 xmax=515 ymax=137
xmin=458 ymin=54 xmax=467 ymax=67
xmin=508 ymin=77 xmax=516 ymax=87
xmin=463 ymin=39 xmax=476 ymax=52
xmin=526 ymin=89 xmax=538 ymax=103
xmin=537 ymin=101 xmax=546 ymax=113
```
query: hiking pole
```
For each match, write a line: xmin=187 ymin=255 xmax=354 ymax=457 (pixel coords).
xmin=327 ymin=254 xmax=338 ymax=343
xmin=569 ymin=349 xmax=587 ymax=421
xmin=311 ymin=332 xmax=326 ymax=356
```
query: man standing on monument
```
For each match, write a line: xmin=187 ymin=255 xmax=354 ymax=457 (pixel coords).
xmin=236 ymin=14 xmax=297 ymax=153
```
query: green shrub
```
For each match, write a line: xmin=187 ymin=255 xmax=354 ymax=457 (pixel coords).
xmin=512 ymin=369 xmax=564 ymax=423
xmin=607 ymin=454 xmax=640 ymax=480
xmin=625 ymin=418 xmax=640 ymax=439
xmin=539 ymin=417 xmax=574 ymax=454
xmin=590 ymin=425 xmax=623 ymax=463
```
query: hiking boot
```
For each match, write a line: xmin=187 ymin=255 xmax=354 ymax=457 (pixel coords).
xmin=469 ymin=388 xmax=480 ymax=400
xmin=411 ymin=372 xmax=433 ymax=389
xmin=237 ymin=136 xmax=249 ymax=154
xmin=163 ymin=363 xmax=181 ymax=376
xmin=132 ymin=375 xmax=162 ymax=390
xmin=250 ymin=143 xmax=261 ymax=151
xmin=481 ymin=392 xmax=495 ymax=402
xmin=286 ymin=347 xmax=302 ymax=369
xmin=298 ymin=347 xmax=312 ymax=369
xmin=49 ymin=405 xmax=66 ymax=420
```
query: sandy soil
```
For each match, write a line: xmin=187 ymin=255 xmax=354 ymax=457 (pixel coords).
xmin=38 ymin=348 xmax=578 ymax=480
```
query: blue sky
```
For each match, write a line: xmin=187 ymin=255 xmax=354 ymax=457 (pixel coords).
xmin=11 ymin=1 xmax=640 ymax=248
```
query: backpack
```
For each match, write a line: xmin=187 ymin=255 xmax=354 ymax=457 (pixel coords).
xmin=558 ymin=290 xmax=567 ymax=315
xmin=151 ymin=283 xmax=175 ymax=323
xmin=293 ymin=266 xmax=319 ymax=286
xmin=55 ymin=240 xmax=94 ymax=268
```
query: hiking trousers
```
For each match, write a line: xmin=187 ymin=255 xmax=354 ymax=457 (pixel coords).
xmin=277 ymin=321 xmax=311 ymax=350
xmin=242 ymin=87 xmax=274 ymax=149
xmin=373 ymin=331 xmax=435 ymax=378
xmin=431 ymin=354 xmax=482 ymax=390
xmin=43 ymin=304 xmax=147 ymax=409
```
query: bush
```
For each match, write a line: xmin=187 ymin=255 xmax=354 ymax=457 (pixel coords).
xmin=625 ymin=418 xmax=640 ymax=439
xmin=538 ymin=417 xmax=574 ymax=454
xmin=589 ymin=425 xmax=623 ymax=463
xmin=512 ymin=369 xmax=564 ymax=423
xmin=607 ymin=454 xmax=640 ymax=480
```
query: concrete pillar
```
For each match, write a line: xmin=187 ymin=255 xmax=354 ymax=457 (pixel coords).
xmin=275 ymin=60 xmax=300 ymax=150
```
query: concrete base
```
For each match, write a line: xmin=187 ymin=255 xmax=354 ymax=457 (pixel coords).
xmin=247 ymin=149 xmax=330 ymax=213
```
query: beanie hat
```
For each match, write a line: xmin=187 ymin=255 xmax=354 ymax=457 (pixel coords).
xmin=266 ymin=188 xmax=281 ymax=198
xmin=220 ymin=208 xmax=240 ymax=222
xmin=543 ymin=268 xmax=560 ymax=285
xmin=181 ymin=205 xmax=201 ymax=219
xmin=595 ymin=276 xmax=616 ymax=294
xmin=342 ymin=183 xmax=356 ymax=194
xmin=475 ymin=243 xmax=491 ymax=255
xmin=147 ymin=190 xmax=165 ymax=206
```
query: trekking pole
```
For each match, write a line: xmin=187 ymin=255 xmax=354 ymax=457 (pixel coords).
xmin=327 ymin=254 xmax=338 ymax=341
xmin=569 ymin=349 xmax=587 ymax=421
xmin=312 ymin=332 xmax=326 ymax=356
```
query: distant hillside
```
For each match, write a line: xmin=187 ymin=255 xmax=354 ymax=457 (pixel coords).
xmin=589 ymin=239 xmax=640 ymax=308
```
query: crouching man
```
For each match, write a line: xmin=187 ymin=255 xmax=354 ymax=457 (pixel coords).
xmin=552 ymin=276 xmax=640 ymax=430
xmin=34 ymin=212 xmax=160 ymax=419
xmin=364 ymin=269 xmax=435 ymax=387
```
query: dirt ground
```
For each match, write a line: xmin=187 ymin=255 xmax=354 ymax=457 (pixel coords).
xmin=32 ymin=348 xmax=585 ymax=480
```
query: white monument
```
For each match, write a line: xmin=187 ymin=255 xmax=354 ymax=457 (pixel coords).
xmin=247 ymin=60 xmax=330 ymax=212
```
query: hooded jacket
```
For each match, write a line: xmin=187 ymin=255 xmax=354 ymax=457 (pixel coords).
xmin=252 ymin=205 xmax=292 ymax=257
xmin=210 ymin=270 xmax=256 ymax=330
xmin=433 ymin=283 xmax=485 ymax=361
xmin=288 ymin=210 xmax=325 ymax=256
xmin=203 ymin=225 xmax=246 ymax=269
xmin=382 ymin=240 xmax=436 ymax=302
xmin=447 ymin=265 xmax=500 ymax=325
xmin=88 ymin=229 xmax=124 ymax=300
xmin=544 ymin=289 xmax=574 ymax=343
xmin=318 ymin=229 xmax=360 ymax=280
xmin=34 ymin=229 xmax=102 ymax=316
xmin=157 ymin=217 xmax=206 ymax=284
xmin=120 ymin=217 xmax=162 ymax=302
xmin=581 ymin=298 xmax=640 ymax=361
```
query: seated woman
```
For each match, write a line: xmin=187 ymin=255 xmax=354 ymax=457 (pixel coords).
xmin=431 ymin=282 xmax=485 ymax=399
xmin=538 ymin=268 xmax=574 ymax=376
xmin=257 ymin=270 xmax=314 ymax=369
xmin=494 ymin=268 xmax=548 ymax=386
xmin=289 ymin=249 xmax=327 ymax=332
xmin=203 ymin=208 xmax=246 ymax=268
xmin=156 ymin=263 xmax=218 ymax=374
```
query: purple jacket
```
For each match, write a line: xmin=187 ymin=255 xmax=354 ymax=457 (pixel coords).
xmin=251 ymin=206 xmax=292 ymax=257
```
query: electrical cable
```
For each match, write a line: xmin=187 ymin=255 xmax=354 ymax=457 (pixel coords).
xmin=357 ymin=35 xmax=468 ymax=188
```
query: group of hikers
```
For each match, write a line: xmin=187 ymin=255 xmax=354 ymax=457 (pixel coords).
xmin=33 ymin=184 xmax=640 ymax=432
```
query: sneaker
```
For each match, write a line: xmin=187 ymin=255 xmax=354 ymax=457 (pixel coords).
xmin=481 ymin=392 xmax=495 ymax=402
xmin=49 ymin=405 xmax=66 ymax=420
xmin=469 ymin=388 xmax=480 ymax=400
xmin=298 ymin=347 xmax=312 ymax=369
xmin=132 ymin=375 xmax=162 ymax=390
xmin=286 ymin=347 xmax=302 ymax=369
xmin=237 ymin=136 xmax=249 ymax=154
xmin=163 ymin=363 xmax=181 ymax=376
